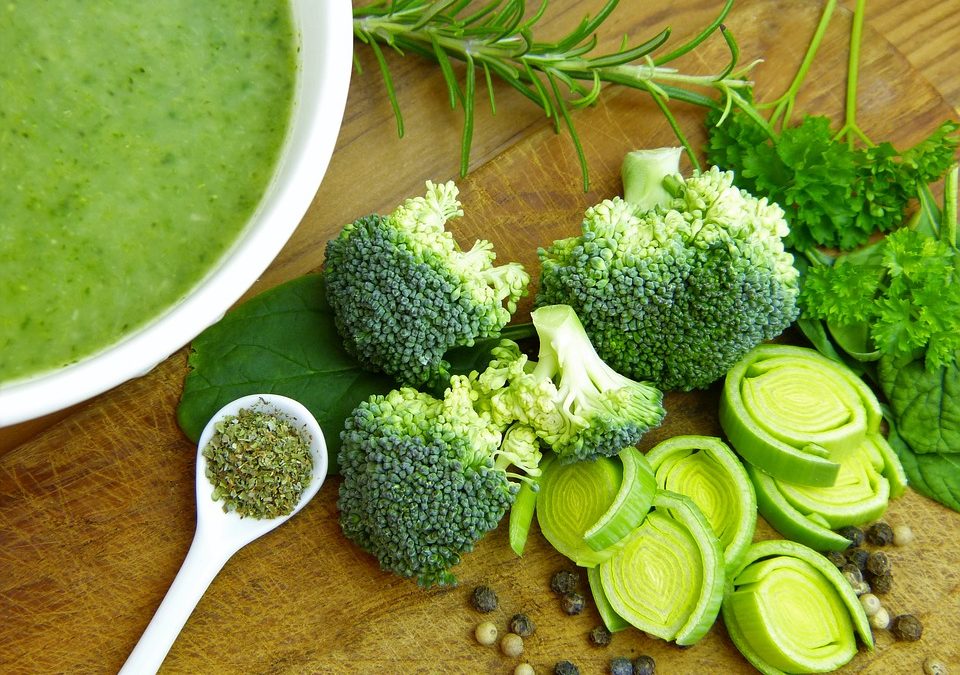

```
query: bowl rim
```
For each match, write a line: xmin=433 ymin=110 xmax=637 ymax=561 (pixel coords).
xmin=0 ymin=0 xmax=354 ymax=427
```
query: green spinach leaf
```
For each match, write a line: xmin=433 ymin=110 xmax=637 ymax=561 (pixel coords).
xmin=887 ymin=415 xmax=960 ymax=512
xmin=177 ymin=274 xmax=395 ymax=473
xmin=878 ymin=353 xmax=960 ymax=455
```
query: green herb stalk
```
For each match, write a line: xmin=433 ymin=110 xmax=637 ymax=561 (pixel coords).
xmin=353 ymin=0 xmax=758 ymax=188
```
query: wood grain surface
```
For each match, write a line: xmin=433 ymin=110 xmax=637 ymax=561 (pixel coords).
xmin=3 ymin=1 xmax=960 ymax=673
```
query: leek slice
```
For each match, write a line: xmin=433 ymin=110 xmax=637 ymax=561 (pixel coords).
xmin=646 ymin=435 xmax=756 ymax=575
xmin=749 ymin=431 xmax=905 ymax=550
xmin=508 ymin=479 xmax=539 ymax=556
xmin=747 ymin=464 xmax=853 ymax=551
xmin=536 ymin=454 xmax=623 ymax=566
xmin=720 ymin=344 xmax=885 ymax=487
xmin=584 ymin=447 xmax=657 ymax=552
xmin=723 ymin=539 xmax=872 ymax=674
xmin=599 ymin=490 xmax=724 ymax=645
xmin=587 ymin=565 xmax=630 ymax=633
xmin=776 ymin=442 xmax=889 ymax=527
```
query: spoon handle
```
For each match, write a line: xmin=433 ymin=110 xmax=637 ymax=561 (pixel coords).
xmin=119 ymin=532 xmax=230 ymax=674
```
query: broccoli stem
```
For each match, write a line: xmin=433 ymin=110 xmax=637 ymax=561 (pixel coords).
xmin=621 ymin=147 xmax=682 ymax=210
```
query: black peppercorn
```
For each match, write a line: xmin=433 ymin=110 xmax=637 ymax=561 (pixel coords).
xmin=551 ymin=569 xmax=580 ymax=595
xmin=837 ymin=525 xmax=865 ymax=547
xmin=610 ymin=657 xmax=634 ymax=675
xmin=871 ymin=572 xmax=894 ymax=594
xmin=825 ymin=550 xmax=846 ymax=568
xmin=845 ymin=547 xmax=869 ymax=571
xmin=589 ymin=625 xmax=612 ymax=646
xmin=890 ymin=614 xmax=923 ymax=641
xmin=634 ymin=655 xmax=656 ymax=675
xmin=866 ymin=521 xmax=895 ymax=546
xmin=509 ymin=613 xmax=536 ymax=638
xmin=561 ymin=591 xmax=585 ymax=615
xmin=470 ymin=585 xmax=499 ymax=613
xmin=554 ymin=660 xmax=581 ymax=675
xmin=866 ymin=551 xmax=892 ymax=577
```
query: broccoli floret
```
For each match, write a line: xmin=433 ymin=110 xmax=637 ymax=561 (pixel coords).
xmin=536 ymin=147 xmax=800 ymax=391
xmin=493 ymin=304 xmax=665 ymax=464
xmin=337 ymin=368 xmax=540 ymax=587
xmin=324 ymin=180 xmax=529 ymax=386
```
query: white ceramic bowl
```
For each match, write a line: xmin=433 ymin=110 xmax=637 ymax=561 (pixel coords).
xmin=0 ymin=0 xmax=353 ymax=427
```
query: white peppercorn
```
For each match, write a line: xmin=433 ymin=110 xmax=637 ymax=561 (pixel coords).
xmin=893 ymin=524 xmax=915 ymax=547
xmin=869 ymin=606 xmax=890 ymax=630
xmin=475 ymin=621 xmax=498 ymax=645
xmin=859 ymin=593 xmax=882 ymax=617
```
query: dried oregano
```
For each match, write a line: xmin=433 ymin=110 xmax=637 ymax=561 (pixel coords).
xmin=202 ymin=407 xmax=312 ymax=519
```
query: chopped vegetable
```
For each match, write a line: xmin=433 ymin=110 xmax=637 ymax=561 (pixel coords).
xmin=598 ymin=491 xmax=724 ymax=646
xmin=497 ymin=305 xmax=665 ymax=463
xmin=536 ymin=455 xmax=624 ymax=567
xmin=536 ymin=148 xmax=799 ymax=391
xmin=587 ymin=566 xmax=630 ymax=634
xmin=337 ymin=365 xmax=541 ymax=586
xmin=324 ymin=180 xmax=529 ymax=387
xmin=722 ymin=539 xmax=873 ymax=674
xmin=720 ymin=344 xmax=906 ymax=494
xmin=645 ymin=435 xmax=757 ymax=574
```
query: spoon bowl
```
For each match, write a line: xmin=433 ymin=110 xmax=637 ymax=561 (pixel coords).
xmin=120 ymin=394 xmax=327 ymax=674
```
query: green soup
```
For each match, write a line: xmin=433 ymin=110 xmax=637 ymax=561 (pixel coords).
xmin=0 ymin=1 xmax=297 ymax=382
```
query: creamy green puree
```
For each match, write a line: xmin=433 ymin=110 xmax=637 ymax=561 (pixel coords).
xmin=0 ymin=1 xmax=296 ymax=382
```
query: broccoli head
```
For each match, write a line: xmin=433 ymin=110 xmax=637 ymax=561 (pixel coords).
xmin=324 ymin=180 xmax=530 ymax=386
xmin=536 ymin=147 xmax=800 ymax=391
xmin=489 ymin=304 xmax=666 ymax=463
xmin=337 ymin=370 xmax=540 ymax=587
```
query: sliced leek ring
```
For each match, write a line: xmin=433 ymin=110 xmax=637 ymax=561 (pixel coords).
xmin=723 ymin=539 xmax=873 ymax=674
xmin=721 ymin=344 xmax=885 ymax=487
xmin=508 ymin=478 xmax=540 ymax=557
xmin=536 ymin=454 xmax=623 ymax=566
xmin=584 ymin=447 xmax=657 ymax=552
xmin=747 ymin=463 xmax=853 ymax=552
xmin=599 ymin=490 xmax=724 ymax=645
xmin=587 ymin=565 xmax=630 ymax=633
xmin=646 ymin=435 xmax=756 ymax=575
xmin=749 ymin=431 xmax=905 ymax=550
xmin=776 ymin=439 xmax=890 ymax=528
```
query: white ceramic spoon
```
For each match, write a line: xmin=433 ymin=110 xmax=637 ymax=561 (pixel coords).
xmin=119 ymin=394 xmax=327 ymax=674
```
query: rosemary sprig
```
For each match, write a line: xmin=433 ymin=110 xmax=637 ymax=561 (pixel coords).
xmin=353 ymin=0 xmax=758 ymax=189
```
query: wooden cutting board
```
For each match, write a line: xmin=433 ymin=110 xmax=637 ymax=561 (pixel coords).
xmin=2 ymin=1 xmax=959 ymax=673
